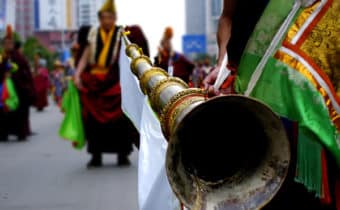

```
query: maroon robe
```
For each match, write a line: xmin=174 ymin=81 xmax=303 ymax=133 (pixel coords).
xmin=34 ymin=67 xmax=49 ymax=110
xmin=0 ymin=51 xmax=35 ymax=139
xmin=154 ymin=52 xmax=195 ymax=83
xmin=79 ymin=25 xmax=149 ymax=154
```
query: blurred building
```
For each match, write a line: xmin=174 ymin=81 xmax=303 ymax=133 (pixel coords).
xmin=3 ymin=0 xmax=110 ymax=59
xmin=0 ymin=0 xmax=16 ymax=35
xmin=185 ymin=0 xmax=222 ymax=57
xmin=34 ymin=31 xmax=75 ymax=53
xmin=185 ymin=0 xmax=206 ymax=35
xmin=15 ymin=0 xmax=35 ymax=39
xmin=5 ymin=0 xmax=15 ymax=28
xmin=34 ymin=0 xmax=77 ymax=54
xmin=77 ymin=0 xmax=105 ymax=26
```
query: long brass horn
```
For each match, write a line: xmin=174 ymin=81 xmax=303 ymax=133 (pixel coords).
xmin=122 ymin=32 xmax=290 ymax=210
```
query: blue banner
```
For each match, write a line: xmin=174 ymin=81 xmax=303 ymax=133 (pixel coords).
xmin=61 ymin=49 xmax=71 ymax=63
xmin=182 ymin=34 xmax=207 ymax=55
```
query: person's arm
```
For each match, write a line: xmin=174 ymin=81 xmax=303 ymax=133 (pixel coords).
xmin=216 ymin=0 xmax=236 ymax=66
xmin=74 ymin=46 xmax=90 ymax=89
xmin=203 ymin=0 xmax=236 ymax=93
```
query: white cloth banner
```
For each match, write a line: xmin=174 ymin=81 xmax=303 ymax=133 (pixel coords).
xmin=119 ymin=41 xmax=181 ymax=210
xmin=119 ymin=40 xmax=145 ymax=131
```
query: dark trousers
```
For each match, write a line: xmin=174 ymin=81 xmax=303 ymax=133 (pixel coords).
xmin=0 ymin=108 xmax=8 ymax=139
xmin=85 ymin=114 xmax=137 ymax=156
xmin=7 ymin=104 xmax=30 ymax=139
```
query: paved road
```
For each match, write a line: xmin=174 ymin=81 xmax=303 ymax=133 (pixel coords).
xmin=0 ymin=102 xmax=140 ymax=210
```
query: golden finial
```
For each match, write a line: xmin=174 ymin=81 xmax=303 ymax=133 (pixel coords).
xmin=123 ymin=30 xmax=131 ymax=36
xmin=121 ymin=29 xmax=131 ymax=46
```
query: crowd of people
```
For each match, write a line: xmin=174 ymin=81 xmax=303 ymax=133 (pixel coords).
xmin=1 ymin=0 xmax=338 ymax=209
xmin=0 ymin=0 xmax=209 ymax=161
xmin=0 ymin=29 xmax=89 ymax=140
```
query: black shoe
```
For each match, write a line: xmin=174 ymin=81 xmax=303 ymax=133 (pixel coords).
xmin=18 ymin=136 xmax=27 ymax=142
xmin=87 ymin=154 xmax=102 ymax=168
xmin=29 ymin=132 xmax=37 ymax=136
xmin=118 ymin=155 xmax=131 ymax=167
xmin=0 ymin=136 xmax=8 ymax=142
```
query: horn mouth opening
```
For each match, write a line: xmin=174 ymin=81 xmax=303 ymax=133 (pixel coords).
xmin=174 ymin=96 xmax=270 ymax=184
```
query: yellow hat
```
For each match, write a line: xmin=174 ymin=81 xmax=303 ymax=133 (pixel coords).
xmin=99 ymin=0 xmax=116 ymax=14
xmin=54 ymin=60 xmax=64 ymax=68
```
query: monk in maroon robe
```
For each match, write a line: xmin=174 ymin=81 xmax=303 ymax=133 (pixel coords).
xmin=0 ymin=28 xmax=36 ymax=141
xmin=34 ymin=59 xmax=49 ymax=111
xmin=74 ymin=0 xmax=148 ymax=167
xmin=154 ymin=27 xmax=195 ymax=83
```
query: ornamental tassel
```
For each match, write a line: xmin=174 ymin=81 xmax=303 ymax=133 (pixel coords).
xmin=320 ymin=149 xmax=331 ymax=204
xmin=295 ymin=128 xmax=323 ymax=198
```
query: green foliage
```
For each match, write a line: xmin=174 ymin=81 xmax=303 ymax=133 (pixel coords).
xmin=22 ymin=36 xmax=58 ymax=71
xmin=13 ymin=32 xmax=22 ymax=43
xmin=0 ymin=33 xmax=57 ymax=70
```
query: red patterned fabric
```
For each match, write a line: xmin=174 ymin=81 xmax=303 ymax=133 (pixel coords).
xmin=321 ymin=149 xmax=331 ymax=204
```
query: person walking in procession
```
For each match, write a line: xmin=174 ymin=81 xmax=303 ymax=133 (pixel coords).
xmin=34 ymin=59 xmax=50 ymax=112
xmin=154 ymin=27 xmax=195 ymax=84
xmin=74 ymin=0 xmax=149 ymax=168
xmin=0 ymin=25 xmax=36 ymax=141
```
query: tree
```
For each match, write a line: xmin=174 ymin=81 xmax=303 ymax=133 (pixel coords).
xmin=0 ymin=33 xmax=57 ymax=70
xmin=22 ymin=37 xmax=58 ymax=71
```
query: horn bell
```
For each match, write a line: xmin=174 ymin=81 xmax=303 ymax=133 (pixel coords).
xmin=166 ymin=95 xmax=290 ymax=210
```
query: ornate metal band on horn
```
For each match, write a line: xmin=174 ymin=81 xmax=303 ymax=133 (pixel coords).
xmin=122 ymin=31 xmax=205 ymax=139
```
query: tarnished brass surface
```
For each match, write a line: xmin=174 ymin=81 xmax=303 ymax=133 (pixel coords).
xmin=140 ymin=67 xmax=168 ymax=94
xmin=125 ymin=43 xmax=143 ymax=58
xmin=149 ymin=77 xmax=189 ymax=112
xmin=130 ymin=55 xmax=152 ymax=76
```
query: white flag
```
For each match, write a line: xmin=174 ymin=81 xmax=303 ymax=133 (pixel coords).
xmin=119 ymin=41 xmax=182 ymax=210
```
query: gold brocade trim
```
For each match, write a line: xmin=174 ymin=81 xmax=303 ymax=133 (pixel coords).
xmin=299 ymin=0 xmax=340 ymax=97
xmin=159 ymin=89 xmax=205 ymax=137
xmin=275 ymin=50 xmax=340 ymax=131
xmin=286 ymin=1 xmax=321 ymax=43
xmin=140 ymin=68 xmax=168 ymax=94
xmin=149 ymin=77 xmax=188 ymax=112
xmin=130 ymin=55 xmax=152 ymax=76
